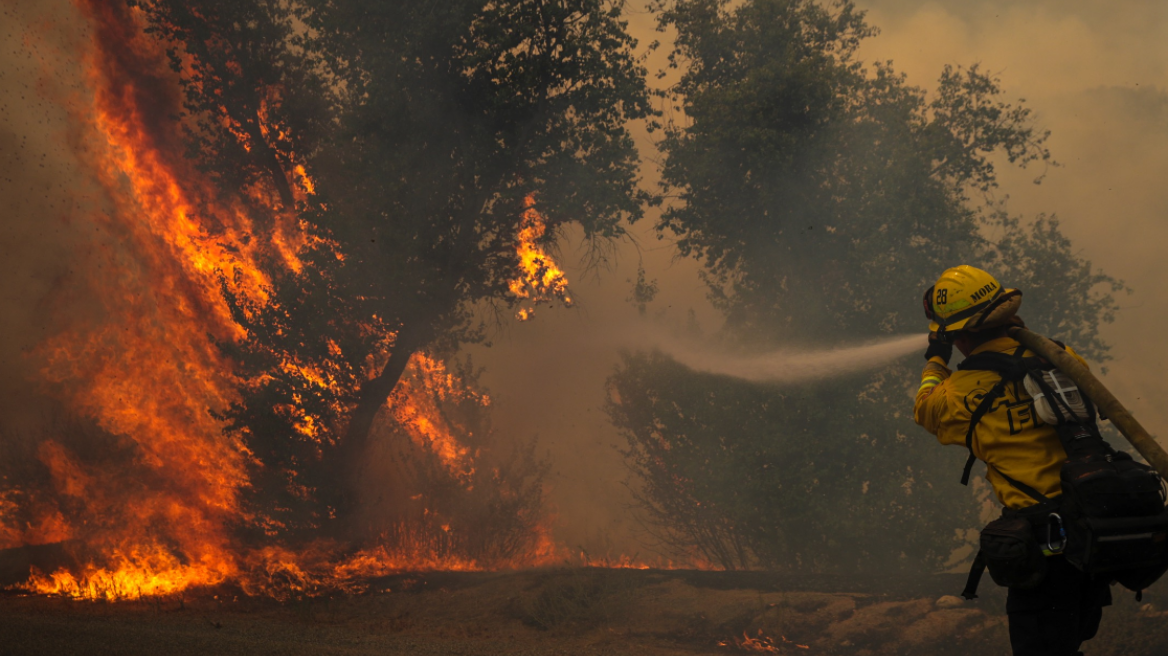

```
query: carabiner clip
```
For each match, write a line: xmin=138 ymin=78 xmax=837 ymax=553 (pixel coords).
xmin=1045 ymin=513 xmax=1066 ymax=553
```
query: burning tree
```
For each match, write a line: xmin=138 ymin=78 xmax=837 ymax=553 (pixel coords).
xmin=609 ymin=0 xmax=1125 ymax=571
xmin=129 ymin=0 xmax=653 ymax=534
xmin=0 ymin=0 xmax=651 ymax=598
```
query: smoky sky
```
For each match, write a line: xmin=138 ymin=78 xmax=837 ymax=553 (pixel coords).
xmin=0 ymin=0 xmax=98 ymax=432
xmin=3 ymin=0 xmax=1167 ymax=558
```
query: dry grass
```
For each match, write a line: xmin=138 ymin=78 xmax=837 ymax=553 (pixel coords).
xmin=513 ymin=568 xmax=637 ymax=631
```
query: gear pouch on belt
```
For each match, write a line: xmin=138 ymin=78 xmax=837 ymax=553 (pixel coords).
xmin=1064 ymin=513 xmax=1168 ymax=581
xmin=1060 ymin=451 xmax=1166 ymax=519
xmin=1059 ymin=449 xmax=1168 ymax=591
xmin=981 ymin=515 xmax=1048 ymax=589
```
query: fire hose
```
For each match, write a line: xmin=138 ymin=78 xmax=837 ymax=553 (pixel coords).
xmin=1008 ymin=326 xmax=1168 ymax=477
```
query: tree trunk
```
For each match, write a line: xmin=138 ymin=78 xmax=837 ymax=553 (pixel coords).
xmin=344 ymin=319 xmax=433 ymax=454
xmin=245 ymin=112 xmax=297 ymax=210
xmin=328 ymin=317 xmax=434 ymax=534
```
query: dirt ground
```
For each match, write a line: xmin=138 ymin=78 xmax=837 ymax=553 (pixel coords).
xmin=1 ymin=569 xmax=1166 ymax=656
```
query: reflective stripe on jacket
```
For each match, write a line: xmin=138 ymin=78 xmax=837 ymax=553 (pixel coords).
xmin=913 ymin=336 xmax=1090 ymax=510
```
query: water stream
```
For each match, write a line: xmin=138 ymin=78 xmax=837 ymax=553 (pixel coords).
xmin=659 ymin=333 xmax=928 ymax=384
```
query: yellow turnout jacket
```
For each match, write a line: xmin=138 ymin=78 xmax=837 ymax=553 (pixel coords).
xmin=913 ymin=336 xmax=1089 ymax=510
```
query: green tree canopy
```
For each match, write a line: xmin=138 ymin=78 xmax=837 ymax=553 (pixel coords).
xmin=651 ymin=0 xmax=1120 ymax=350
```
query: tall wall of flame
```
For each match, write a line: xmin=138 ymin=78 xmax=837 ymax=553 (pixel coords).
xmin=16 ymin=0 xmax=278 ymax=596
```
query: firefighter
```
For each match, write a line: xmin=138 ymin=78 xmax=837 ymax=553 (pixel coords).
xmin=913 ymin=265 xmax=1111 ymax=656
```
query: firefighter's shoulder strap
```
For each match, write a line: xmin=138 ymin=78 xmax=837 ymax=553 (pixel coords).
xmin=956 ymin=346 xmax=1030 ymax=485
xmin=956 ymin=344 xmax=1061 ymax=600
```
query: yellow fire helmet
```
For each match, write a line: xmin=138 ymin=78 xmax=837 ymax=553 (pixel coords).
xmin=923 ymin=265 xmax=1023 ymax=334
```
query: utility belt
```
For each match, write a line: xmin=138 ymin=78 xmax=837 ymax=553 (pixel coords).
xmin=962 ymin=502 xmax=1063 ymax=599
xmin=962 ymin=451 xmax=1168 ymax=601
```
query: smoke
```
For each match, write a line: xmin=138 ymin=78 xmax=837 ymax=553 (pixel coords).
xmin=0 ymin=0 xmax=98 ymax=431
xmin=659 ymin=334 xmax=927 ymax=384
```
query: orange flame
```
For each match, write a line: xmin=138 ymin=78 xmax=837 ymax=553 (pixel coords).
xmin=0 ymin=491 xmax=70 ymax=550
xmin=389 ymin=354 xmax=484 ymax=480
xmin=25 ymin=548 xmax=233 ymax=602
xmin=509 ymin=195 xmax=572 ymax=321
xmin=718 ymin=630 xmax=810 ymax=653
xmin=12 ymin=0 xmax=272 ymax=599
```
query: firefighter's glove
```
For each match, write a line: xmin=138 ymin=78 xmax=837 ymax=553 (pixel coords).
xmin=924 ymin=332 xmax=953 ymax=365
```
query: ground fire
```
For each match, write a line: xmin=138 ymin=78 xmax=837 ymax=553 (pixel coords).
xmin=718 ymin=629 xmax=810 ymax=653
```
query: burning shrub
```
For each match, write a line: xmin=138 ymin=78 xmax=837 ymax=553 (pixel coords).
xmin=350 ymin=353 xmax=554 ymax=569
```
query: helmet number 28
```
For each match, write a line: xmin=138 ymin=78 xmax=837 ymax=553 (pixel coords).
xmin=936 ymin=289 xmax=948 ymax=306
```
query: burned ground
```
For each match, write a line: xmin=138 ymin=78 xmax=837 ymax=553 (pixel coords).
xmin=2 ymin=569 xmax=1166 ymax=656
